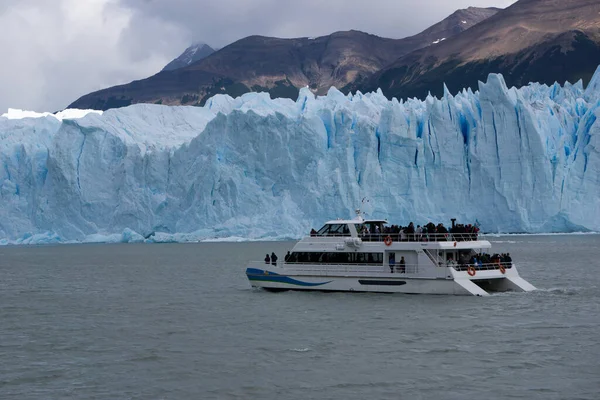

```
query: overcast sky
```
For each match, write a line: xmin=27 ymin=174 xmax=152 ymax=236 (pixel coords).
xmin=0 ymin=0 xmax=517 ymax=113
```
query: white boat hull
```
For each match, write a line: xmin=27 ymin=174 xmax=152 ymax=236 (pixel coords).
xmin=245 ymin=266 xmax=535 ymax=296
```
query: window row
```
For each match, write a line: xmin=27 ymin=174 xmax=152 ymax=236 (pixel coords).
xmin=288 ymin=252 xmax=383 ymax=264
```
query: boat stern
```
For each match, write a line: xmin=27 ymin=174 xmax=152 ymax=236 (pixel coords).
xmin=450 ymin=264 xmax=536 ymax=296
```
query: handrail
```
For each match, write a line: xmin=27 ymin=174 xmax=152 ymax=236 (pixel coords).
xmin=452 ymin=262 xmax=513 ymax=271
xmin=310 ymin=232 xmax=480 ymax=242
xmin=359 ymin=233 xmax=479 ymax=242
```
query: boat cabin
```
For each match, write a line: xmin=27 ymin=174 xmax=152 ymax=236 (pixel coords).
xmin=314 ymin=219 xmax=388 ymax=238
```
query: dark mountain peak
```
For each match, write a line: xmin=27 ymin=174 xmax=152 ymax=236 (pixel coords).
xmin=415 ymin=6 xmax=500 ymax=43
xmin=162 ymin=42 xmax=216 ymax=72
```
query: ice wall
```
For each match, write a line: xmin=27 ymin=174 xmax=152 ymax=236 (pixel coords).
xmin=1 ymin=70 xmax=599 ymax=244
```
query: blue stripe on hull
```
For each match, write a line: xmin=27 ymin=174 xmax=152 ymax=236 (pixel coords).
xmin=246 ymin=268 xmax=331 ymax=287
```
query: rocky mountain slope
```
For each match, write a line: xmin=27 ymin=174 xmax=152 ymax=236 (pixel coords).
xmin=370 ymin=0 xmax=600 ymax=98
xmin=68 ymin=7 xmax=498 ymax=110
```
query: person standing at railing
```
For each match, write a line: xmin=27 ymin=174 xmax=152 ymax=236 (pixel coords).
xmin=361 ymin=225 xmax=369 ymax=236
xmin=437 ymin=223 xmax=448 ymax=241
xmin=425 ymin=222 xmax=436 ymax=241
xmin=399 ymin=257 xmax=406 ymax=273
xmin=400 ymin=227 xmax=406 ymax=242
xmin=264 ymin=254 xmax=270 ymax=264
xmin=271 ymin=252 xmax=278 ymax=266
xmin=405 ymin=223 xmax=415 ymax=241
xmin=389 ymin=253 xmax=395 ymax=273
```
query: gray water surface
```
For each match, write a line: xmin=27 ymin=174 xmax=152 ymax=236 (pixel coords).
xmin=1 ymin=235 xmax=599 ymax=399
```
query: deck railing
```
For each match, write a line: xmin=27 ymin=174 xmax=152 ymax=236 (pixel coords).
xmin=310 ymin=232 xmax=479 ymax=242
xmin=452 ymin=262 xmax=513 ymax=271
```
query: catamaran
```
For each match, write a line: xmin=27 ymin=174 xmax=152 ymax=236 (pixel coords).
xmin=245 ymin=211 xmax=536 ymax=296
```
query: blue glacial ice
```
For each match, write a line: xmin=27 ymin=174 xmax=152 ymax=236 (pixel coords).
xmin=1 ymin=69 xmax=600 ymax=244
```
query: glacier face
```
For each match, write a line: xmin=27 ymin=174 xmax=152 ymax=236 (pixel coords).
xmin=1 ymin=69 xmax=600 ymax=244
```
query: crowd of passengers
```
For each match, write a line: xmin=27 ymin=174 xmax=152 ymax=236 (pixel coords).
xmin=367 ymin=221 xmax=479 ymax=242
xmin=452 ymin=252 xmax=513 ymax=270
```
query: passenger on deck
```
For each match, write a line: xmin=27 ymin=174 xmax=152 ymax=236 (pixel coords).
xmin=271 ymin=252 xmax=278 ymax=266
xmin=361 ymin=225 xmax=370 ymax=238
xmin=446 ymin=254 xmax=457 ymax=268
xmin=400 ymin=227 xmax=407 ymax=242
xmin=437 ymin=223 xmax=448 ymax=240
xmin=284 ymin=251 xmax=291 ymax=262
xmin=416 ymin=225 xmax=423 ymax=241
xmin=310 ymin=228 xmax=317 ymax=236
xmin=399 ymin=257 xmax=406 ymax=273
xmin=389 ymin=253 xmax=395 ymax=273
xmin=405 ymin=222 xmax=415 ymax=241
xmin=265 ymin=254 xmax=270 ymax=264
xmin=425 ymin=222 xmax=436 ymax=241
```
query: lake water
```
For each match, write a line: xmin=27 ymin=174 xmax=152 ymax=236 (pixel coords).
xmin=1 ymin=235 xmax=599 ymax=399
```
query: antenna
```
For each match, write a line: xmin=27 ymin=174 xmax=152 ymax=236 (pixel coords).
xmin=355 ymin=197 xmax=370 ymax=220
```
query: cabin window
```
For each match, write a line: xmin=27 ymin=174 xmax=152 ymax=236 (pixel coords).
xmin=288 ymin=252 xmax=383 ymax=264
xmin=316 ymin=224 xmax=350 ymax=236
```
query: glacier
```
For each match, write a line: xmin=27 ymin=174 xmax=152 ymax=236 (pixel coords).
xmin=1 ymin=68 xmax=600 ymax=244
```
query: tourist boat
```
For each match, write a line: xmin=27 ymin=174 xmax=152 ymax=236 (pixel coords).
xmin=245 ymin=211 xmax=536 ymax=296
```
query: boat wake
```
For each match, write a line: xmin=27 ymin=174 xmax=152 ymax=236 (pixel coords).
xmin=288 ymin=348 xmax=311 ymax=352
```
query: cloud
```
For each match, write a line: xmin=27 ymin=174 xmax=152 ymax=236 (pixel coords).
xmin=0 ymin=0 xmax=517 ymax=112
xmin=121 ymin=0 xmax=518 ymax=46
xmin=0 ymin=0 xmax=186 ymax=112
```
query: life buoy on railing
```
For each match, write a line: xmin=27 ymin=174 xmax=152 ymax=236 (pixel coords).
xmin=384 ymin=236 xmax=393 ymax=246
xmin=467 ymin=266 xmax=476 ymax=276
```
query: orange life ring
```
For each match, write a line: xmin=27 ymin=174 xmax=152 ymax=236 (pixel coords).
xmin=384 ymin=236 xmax=393 ymax=246
xmin=499 ymin=265 xmax=506 ymax=274
xmin=467 ymin=266 xmax=476 ymax=276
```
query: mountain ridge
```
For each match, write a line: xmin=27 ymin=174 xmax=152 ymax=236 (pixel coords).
xmin=68 ymin=6 xmax=499 ymax=109
xmin=369 ymin=0 xmax=600 ymax=98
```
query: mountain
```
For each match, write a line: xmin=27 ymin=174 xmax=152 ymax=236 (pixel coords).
xmin=370 ymin=0 xmax=600 ymax=99
xmin=407 ymin=6 xmax=501 ymax=45
xmin=3 ymin=68 xmax=600 ymax=244
xmin=67 ymin=7 xmax=498 ymax=110
xmin=161 ymin=43 xmax=216 ymax=71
